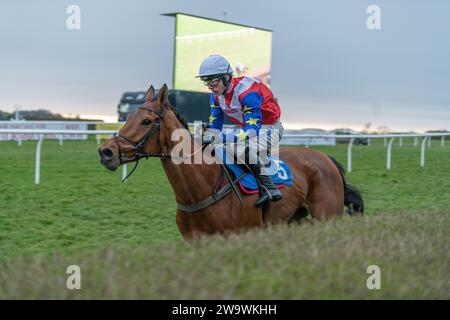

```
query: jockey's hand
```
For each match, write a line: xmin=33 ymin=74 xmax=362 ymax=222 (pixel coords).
xmin=202 ymin=130 xmax=215 ymax=145
xmin=222 ymin=129 xmax=251 ymax=143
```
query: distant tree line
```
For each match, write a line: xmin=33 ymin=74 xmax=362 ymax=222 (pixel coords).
xmin=0 ymin=109 xmax=83 ymax=121
xmin=0 ymin=110 xmax=11 ymax=120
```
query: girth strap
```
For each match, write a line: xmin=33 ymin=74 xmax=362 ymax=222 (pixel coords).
xmin=176 ymin=171 xmax=247 ymax=213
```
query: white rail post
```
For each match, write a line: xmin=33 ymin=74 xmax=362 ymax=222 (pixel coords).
xmin=420 ymin=137 xmax=428 ymax=167
xmin=122 ymin=163 xmax=128 ymax=182
xmin=96 ymin=135 xmax=101 ymax=145
xmin=399 ymin=137 xmax=403 ymax=147
xmin=428 ymin=137 xmax=431 ymax=147
xmin=58 ymin=134 xmax=63 ymax=146
xmin=18 ymin=136 xmax=22 ymax=146
xmin=441 ymin=136 xmax=445 ymax=147
xmin=35 ymin=134 xmax=44 ymax=185
xmin=414 ymin=137 xmax=418 ymax=147
xmin=386 ymin=137 xmax=395 ymax=170
xmin=367 ymin=138 xmax=371 ymax=147
xmin=384 ymin=137 xmax=387 ymax=146
xmin=347 ymin=138 xmax=355 ymax=173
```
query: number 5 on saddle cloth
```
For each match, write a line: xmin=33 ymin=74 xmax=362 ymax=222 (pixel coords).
xmin=214 ymin=143 xmax=293 ymax=195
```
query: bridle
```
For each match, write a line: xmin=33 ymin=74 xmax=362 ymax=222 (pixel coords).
xmin=112 ymin=102 xmax=246 ymax=211
xmin=114 ymin=104 xmax=169 ymax=181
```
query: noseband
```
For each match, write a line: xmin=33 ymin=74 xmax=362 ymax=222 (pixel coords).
xmin=114 ymin=105 xmax=169 ymax=181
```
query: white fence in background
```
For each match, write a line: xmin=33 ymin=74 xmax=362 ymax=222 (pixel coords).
xmin=0 ymin=128 xmax=448 ymax=185
xmin=0 ymin=121 xmax=89 ymax=141
xmin=282 ymin=133 xmax=449 ymax=172
xmin=0 ymin=121 xmax=124 ymax=143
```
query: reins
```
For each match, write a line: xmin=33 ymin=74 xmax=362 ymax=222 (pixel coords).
xmin=113 ymin=103 xmax=246 ymax=212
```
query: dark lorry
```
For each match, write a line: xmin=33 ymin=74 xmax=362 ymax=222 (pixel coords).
xmin=117 ymin=89 xmax=233 ymax=124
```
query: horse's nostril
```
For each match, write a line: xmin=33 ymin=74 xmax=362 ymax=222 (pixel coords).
xmin=101 ymin=147 xmax=114 ymax=159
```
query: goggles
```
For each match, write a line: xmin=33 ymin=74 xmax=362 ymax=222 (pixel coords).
xmin=202 ymin=77 xmax=222 ymax=88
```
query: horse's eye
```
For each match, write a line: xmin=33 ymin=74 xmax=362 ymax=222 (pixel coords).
xmin=142 ymin=119 xmax=151 ymax=126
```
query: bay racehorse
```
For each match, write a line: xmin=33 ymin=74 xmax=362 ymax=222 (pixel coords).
xmin=99 ymin=84 xmax=364 ymax=240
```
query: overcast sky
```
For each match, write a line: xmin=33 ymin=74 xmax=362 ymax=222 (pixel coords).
xmin=1 ymin=0 xmax=449 ymax=131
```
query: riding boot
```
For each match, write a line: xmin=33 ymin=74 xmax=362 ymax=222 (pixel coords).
xmin=247 ymin=161 xmax=284 ymax=207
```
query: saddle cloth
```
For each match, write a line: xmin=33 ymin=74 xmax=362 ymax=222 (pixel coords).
xmin=225 ymin=159 xmax=293 ymax=194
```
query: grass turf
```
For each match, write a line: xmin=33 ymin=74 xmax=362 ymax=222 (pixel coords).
xmin=0 ymin=212 xmax=448 ymax=299
xmin=0 ymin=138 xmax=449 ymax=298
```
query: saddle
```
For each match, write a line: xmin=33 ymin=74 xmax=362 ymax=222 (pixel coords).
xmin=176 ymin=155 xmax=293 ymax=213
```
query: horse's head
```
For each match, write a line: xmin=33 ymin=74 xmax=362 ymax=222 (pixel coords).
xmin=99 ymin=83 xmax=175 ymax=171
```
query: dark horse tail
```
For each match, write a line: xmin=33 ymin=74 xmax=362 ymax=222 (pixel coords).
xmin=328 ymin=156 xmax=364 ymax=215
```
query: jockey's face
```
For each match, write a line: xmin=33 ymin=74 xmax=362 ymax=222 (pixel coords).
xmin=205 ymin=75 xmax=229 ymax=96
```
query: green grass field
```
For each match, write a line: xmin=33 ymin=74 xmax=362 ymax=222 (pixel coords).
xmin=0 ymin=138 xmax=449 ymax=298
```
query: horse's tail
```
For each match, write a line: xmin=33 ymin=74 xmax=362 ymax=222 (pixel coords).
xmin=328 ymin=156 xmax=364 ymax=215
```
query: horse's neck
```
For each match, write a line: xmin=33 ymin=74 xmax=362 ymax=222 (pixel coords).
xmin=160 ymin=129 xmax=221 ymax=205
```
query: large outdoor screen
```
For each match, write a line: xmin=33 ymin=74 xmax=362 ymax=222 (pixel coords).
xmin=173 ymin=13 xmax=273 ymax=92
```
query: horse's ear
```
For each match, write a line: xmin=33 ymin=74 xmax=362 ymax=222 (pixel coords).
xmin=145 ymin=85 xmax=155 ymax=102
xmin=157 ymin=84 xmax=169 ymax=105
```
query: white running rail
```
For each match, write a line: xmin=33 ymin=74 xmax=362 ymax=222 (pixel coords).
xmin=0 ymin=129 xmax=448 ymax=184
xmin=176 ymin=28 xmax=255 ymax=41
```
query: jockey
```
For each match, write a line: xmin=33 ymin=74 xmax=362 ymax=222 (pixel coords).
xmin=197 ymin=54 xmax=284 ymax=207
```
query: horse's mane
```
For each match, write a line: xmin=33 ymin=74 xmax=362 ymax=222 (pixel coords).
xmin=171 ymin=106 xmax=189 ymax=130
xmin=151 ymin=95 xmax=189 ymax=130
